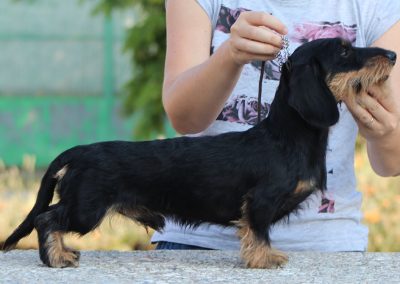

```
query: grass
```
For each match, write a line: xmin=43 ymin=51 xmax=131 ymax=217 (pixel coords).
xmin=1 ymin=145 xmax=399 ymax=252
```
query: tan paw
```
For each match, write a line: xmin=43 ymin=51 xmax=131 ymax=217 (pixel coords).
xmin=48 ymin=250 xmax=80 ymax=268
xmin=244 ymin=249 xmax=288 ymax=269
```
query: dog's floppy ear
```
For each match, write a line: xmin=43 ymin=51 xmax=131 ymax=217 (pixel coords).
xmin=288 ymin=58 xmax=339 ymax=128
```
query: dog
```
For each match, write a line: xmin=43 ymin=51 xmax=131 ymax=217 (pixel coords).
xmin=2 ymin=38 xmax=396 ymax=269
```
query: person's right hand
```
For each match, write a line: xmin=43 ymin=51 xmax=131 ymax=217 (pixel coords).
xmin=228 ymin=11 xmax=288 ymax=66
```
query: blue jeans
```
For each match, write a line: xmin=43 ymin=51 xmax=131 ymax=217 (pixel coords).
xmin=155 ymin=241 xmax=212 ymax=250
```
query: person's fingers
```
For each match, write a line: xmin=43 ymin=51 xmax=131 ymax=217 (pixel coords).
xmin=237 ymin=25 xmax=283 ymax=48
xmin=233 ymin=37 xmax=281 ymax=56
xmin=367 ymin=82 xmax=398 ymax=113
xmin=243 ymin=11 xmax=288 ymax=35
xmin=356 ymin=93 xmax=385 ymax=123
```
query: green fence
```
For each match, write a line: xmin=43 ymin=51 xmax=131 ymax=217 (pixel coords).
xmin=0 ymin=0 xmax=137 ymax=166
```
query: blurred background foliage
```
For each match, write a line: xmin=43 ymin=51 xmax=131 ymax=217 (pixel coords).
xmin=93 ymin=0 xmax=167 ymax=139
xmin=0 ymin=0 xmax=168 ymax=167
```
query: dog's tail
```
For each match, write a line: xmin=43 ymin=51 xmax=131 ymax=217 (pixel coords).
xmin=2 ymin=149 xmax=76 ymax=251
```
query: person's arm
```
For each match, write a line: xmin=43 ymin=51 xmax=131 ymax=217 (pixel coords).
xmin=344 ymin=21 xmax=400 ymax=177
xmin=163 ymin=0 xmax=287 ymax=134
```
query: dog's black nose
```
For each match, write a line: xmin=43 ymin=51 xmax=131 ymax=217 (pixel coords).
xmin=385 ymin=51 xmax=396 ymax=64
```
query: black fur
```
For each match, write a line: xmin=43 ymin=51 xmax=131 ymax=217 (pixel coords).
xmin=2 ymin=38 xmax=396 ymax=268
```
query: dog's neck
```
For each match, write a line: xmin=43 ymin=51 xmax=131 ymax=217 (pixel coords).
xmin=249 ymin=75 xmax=330 ymax=191
xmin=254 ymin=72 xmax=329 ymax=143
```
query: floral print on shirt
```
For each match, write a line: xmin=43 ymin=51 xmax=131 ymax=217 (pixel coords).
xmin=217 ymin=94 xmax=270 ymax=125
xmin=318 ymin=193 xmax=336 ymax=213
xmin=213 ymin=5 xmax=358 ymax=83
xmin=291 ymin=21 xmax=357 ymax=44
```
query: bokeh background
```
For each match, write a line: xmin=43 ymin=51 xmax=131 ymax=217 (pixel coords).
xmin=0 ymin=0 xmax=399 ymax=252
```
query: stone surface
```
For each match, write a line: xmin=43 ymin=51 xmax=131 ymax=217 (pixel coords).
xmin=1 ymin=250 xmax=399 ymax=283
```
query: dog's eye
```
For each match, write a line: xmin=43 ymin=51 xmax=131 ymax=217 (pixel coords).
xmin=341 ymin=46 xmax=351 ymax=58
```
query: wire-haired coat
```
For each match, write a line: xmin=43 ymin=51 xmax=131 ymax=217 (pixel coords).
xmin=2 ymin=38 xmax=396 ymax=269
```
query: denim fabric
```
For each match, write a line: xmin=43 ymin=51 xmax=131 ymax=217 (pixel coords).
xmin=155 ymin=241 xmax=212 ymax=250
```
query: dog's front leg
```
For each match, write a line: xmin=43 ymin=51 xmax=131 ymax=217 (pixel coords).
xmin=237 ymin=187 xmax=288 ymax=269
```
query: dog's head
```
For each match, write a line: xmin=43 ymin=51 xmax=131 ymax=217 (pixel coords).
xmin=282 ymin=37 xmax=396 ymax=128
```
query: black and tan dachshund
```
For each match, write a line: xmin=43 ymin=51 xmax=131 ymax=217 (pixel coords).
xmin=2 ymin=38 xmax=396 ymax=269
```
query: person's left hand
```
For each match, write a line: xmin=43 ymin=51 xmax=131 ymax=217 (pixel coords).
xmin=343 ymin=78 xmax=400 ymax=142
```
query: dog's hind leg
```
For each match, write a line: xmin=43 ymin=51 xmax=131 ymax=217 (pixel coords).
xmin=34 ymin=204 xmax=80 ymax=268
xmin=237 ymin=188 xmax=289 ymax=269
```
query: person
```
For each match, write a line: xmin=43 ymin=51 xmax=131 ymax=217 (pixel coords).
xmin=151 ymin=0 xmax=400 ymax=251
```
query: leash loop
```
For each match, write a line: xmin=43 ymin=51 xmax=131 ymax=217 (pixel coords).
xmin=257 ymin=36 xmax=291 ymax=124
xmin=257 ymin=61 xmax=266 ymax=124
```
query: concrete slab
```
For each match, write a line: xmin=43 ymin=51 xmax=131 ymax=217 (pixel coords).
xmin=1 ymin=250 xmax=399 ymax=283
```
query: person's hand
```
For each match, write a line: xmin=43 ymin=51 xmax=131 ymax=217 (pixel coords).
xmin=343 ymin=79 xmax=400 ymax=142
xmin=228 ymin=11 xmax=288 ymax=66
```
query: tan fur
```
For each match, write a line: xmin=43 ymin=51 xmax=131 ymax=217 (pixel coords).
xmin=45 ymin=232 xmax=79 ymax=268
xmin=294 ymin=179 xmax=316 ymax=194
xmin=118 ymin=207 xmax=149 ymax=219
xmin=54 ymin=165 xmax=68 ymax=181
xmin=236 ymin=202 xmax=288 ymax=269
xmin=117 ymin=206 xmax=157 ymax=221
xmin=115 ymin=206 xmax=163 ymax=233
xmin=237 ymin=218 xmax=288 ymax=269
xmin=327 ymin=56 xmax=393 ymax=101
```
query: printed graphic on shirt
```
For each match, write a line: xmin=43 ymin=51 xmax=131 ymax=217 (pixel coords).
xmin=216 ymin=94 xmax=270 ymax=125
xmin=318 ymin=193 xmax=335 ymax=213
xmin=215 ymin=5 xmax=249 ymax=33
xmin=214 ymin=5 xmax=358 ymax=81
xmin=291 ymin=22 xmax=357 ymax=44
xmin=214 ymin=4 xmax=357 ymax=129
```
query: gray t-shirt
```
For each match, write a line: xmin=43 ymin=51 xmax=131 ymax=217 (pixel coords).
xmin=152 ymin=0 xmax=400 ymax=251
